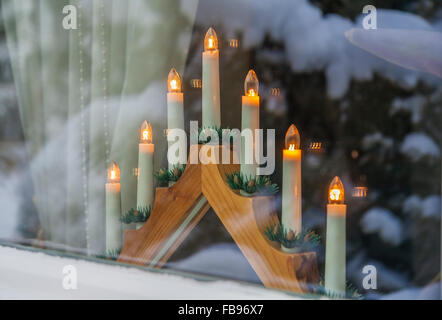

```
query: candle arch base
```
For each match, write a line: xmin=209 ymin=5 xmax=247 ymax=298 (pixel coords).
xmin=118 ymin=145 xmax=320 ymax=294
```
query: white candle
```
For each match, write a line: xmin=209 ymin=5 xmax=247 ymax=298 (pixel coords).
xmin=202 ymin=27 xmax=221 ymax=128
xmin=105 ymin=161 xmax=122 ymax=251
xmin=167 ymin=68 xmax=185 ymax=171
xmin=241 ymin=70 xmax=260 ymax=181
xmin=136 ymin=121 xmax=154 ymax=229
xmin=281 ymin=124 xmax=302 ymax=244
xmin=325 ymin=176 xmax=347 ymax=295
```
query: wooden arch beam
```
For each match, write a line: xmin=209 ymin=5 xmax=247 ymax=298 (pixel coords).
xmin=118 ymin=146 xmax=319 ymax=293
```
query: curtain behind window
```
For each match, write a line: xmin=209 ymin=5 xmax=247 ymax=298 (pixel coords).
xmin=1 ymin=0 xmax=198 ymax=255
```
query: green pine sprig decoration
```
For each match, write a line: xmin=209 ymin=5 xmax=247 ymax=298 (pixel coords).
xmin=154 ymin=164 xmax=186 ymax=185
xmin=317 ymin=278 xmax=363 ymax=300
xmin=96 ymin=248 xmax=122 ymax=261
xmin=264 ymin=223 xmax=321 ymax=250
xmin=120 ymin=206 xmax=151 ymax=224
xmin=226 ymin=172 xmax=279 ymax=195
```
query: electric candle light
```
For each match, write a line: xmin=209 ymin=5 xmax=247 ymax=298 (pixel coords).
xmin=202 ymin=27 xmax=221 ymax=128
xmin=136 ymin=121 xmax=154 ymax=229
xmin=167 ymin=68 xmax=185 ymax=171
xmin=105 ymin=161 xmax=122 ymax=251
xmin=281 ymin=124 xmax=302 ymax=250
xmin=241 ymin=70 xmax=260 ymax=182
xmin=325 ymin=176 xmax=347 ymax=295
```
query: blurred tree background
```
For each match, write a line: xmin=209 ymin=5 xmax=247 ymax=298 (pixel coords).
xmin=168 ymin=0 xmax=441 ymax=296
xmin=0 ymin=0 xmax=439 ymax=297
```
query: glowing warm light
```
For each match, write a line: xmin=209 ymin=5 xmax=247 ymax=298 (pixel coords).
xmin=352 ymin=186 xmax=367 ymax=198
xmin=244 ymin=70 xmax=259 ymax=97
xmin=271 ymin=88 xmax=280 ymax=96
xmin=107 ymin=161 xmax=120 ymax=183
xmin=168 ymin=68 xmax=181 ymax=93
xmin=229 ymin=39 xmax=239 ymax=48
xmin=309 ymin=142 xmax=322 ymax=150
xmin=191 ymin=78 xmax=202 ymax=88
xmin=139 ymin=120 xmax=153 ymax=143
xmin=285 ymin=124 xmax=300 ymax=150
xmin=329 ymin=176 xmax=345 ymax=204
xmin=204 ymin=27 xmax=218 ymax=51
xmin=351 ymin=150 xmax=359 ymax=159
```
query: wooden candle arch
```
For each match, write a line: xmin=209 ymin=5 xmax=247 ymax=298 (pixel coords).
xmin=118 ymin=145 xmax=320 ymax=294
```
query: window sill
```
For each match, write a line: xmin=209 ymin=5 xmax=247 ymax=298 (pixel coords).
xmin=0 ymin=244 xmax=302 ymax=299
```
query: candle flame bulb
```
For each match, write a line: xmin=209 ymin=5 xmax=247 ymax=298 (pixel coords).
xmin=204 ymin=27 xmax=218 ymax=51
xmin=244 ymin=70 xmax=259 ymax=96
xmin=139 ymin=120 xmax=153 ymax=143
xmin=107 ymin=161 xmax=120 ymax=183
xmin=168 ymin=68 xmax=181 ymax=93
xmin=329 ymin=176 xmax=345 ymax=204
xmin=285 ymin=124 xmax=300 ymax=150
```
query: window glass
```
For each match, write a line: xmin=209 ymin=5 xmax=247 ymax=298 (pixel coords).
xmin=0 ymin=0 xmax=440 ymax=300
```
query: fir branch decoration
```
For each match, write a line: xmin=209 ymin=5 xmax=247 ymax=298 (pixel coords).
xmin=264 ymin=223 xmax=321 ymax=250
xmin=155 ymin=167 xmax=170 ymax=183
xmin=317 ymin=279 xmax=363 ymax=300
xmin=196 ymin=126 xmax=237 ymax=144
xmin=97 ymin=248 xmax=122 ymax=261
xmin=226 ymin=172 xmax=279 ymax=195
xmin=120 ymin=206 xmax=151 ymax=224
xmin=154 ymin=164 xmax=186 ymax=185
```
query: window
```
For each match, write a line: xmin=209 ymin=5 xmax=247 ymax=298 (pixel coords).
xmin=0 ymin=0 xmax=440 ymax=300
